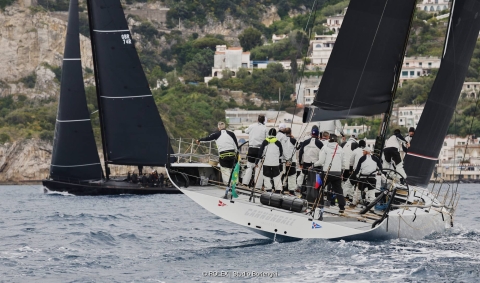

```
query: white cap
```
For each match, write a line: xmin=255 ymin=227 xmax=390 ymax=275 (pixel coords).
xmin=362 ymin=147 xmax=372 ymax=153
xmin=279 ymin=123 xmax=286 ymax=130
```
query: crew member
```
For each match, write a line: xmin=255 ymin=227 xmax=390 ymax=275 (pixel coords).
xmin=384 ymin=129 xmax=409 ymax=182
xmin=350 ymin=147 xmax=383 ymax=207
xmin=197 ymin=122 xmax=239 ymax=185
xmin=242 ymin=115 xmax=268 ymax=189
xmin=282 ymin=128 xmax=297 ymax=194
xmin=341 ymin=135 xmax=359 ymax=199
xmin=348 ymin=139 xmax=367 ymax=201
xmin=298 ymin=127 xmax=324 ymax=202
xmin=314 ymin=136 xmax=347 ymax=213
xmin=256 ymin=128 xmax=283 ymax=193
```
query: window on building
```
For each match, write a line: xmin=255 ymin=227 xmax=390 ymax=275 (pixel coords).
xmin=468 ymin=85 xmax=471 ymax=88
xmin=417 ymin=71 xmax=421 ymax=76
xmin=347 ymin=129 xmax=350 ymax=134
xmin=402 ymin=71 xmax=408 ymax=77
xmin=444 ymin=142 xmax=447 ymax=146
xmin=410 ymin=111 xmax=412 ymax=115
xmin=428 ymin=62 xmax=432 ymax=67
xmin=400 ymin=119 xmax=403 ymax=122
xmin=430 ymin=6 xmax=434 ymax=11
xmin=419 ymin=62 xmax=422 ymax=66
xmin=406 ymin=62 xmax=409 ymax=66
xmin=353 ymin=129 xmax=357 ymax=133
xmin=410 ymin=71 xmax=414 ymax=76
xmin=424 ymin=6 xmax=428 ymax=11
xmin=316 ymin=44 xmax=321 ymax=48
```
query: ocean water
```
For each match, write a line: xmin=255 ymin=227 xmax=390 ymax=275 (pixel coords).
xmin=0 ymin=184 xmax=479 ymax=282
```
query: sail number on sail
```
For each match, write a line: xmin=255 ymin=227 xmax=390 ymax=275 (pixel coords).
xmin=121 ymin=34 xmax=132 ymax=44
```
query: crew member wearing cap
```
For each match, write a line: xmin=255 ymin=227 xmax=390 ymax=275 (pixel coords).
xmin=197 ymin=122 xmax=238 ymax=185
xmin=242 ymin=115 xmax=268 ymax=189
xmin=298 ymin=127 xmax=324 ymax=202
xmin=350 ymin=146 xmax=383 ymax=208
xmin=402 ymin=127 xmax=415 ymax=157
xmin=256 ymin=128 xmax=284 ymax=193
xmin=341 ymin=135 xmax=359 ymax=199
xmin=314 ymin=136 xmax=348 ymax=213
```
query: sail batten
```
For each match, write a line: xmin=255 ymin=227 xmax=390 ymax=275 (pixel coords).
xmin=49 ymin=0 xmax=103 ymax=181
xmin=305 ymin=0 xmax=416 ymax=122
xmin=404 ymin=0 xmax=480 ymax=187
xmin=86 ymin=0 xmax=172 ymax=166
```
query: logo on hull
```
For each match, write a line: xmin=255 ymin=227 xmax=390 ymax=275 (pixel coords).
xmin=218 ymin=200 xmax=226 ymax=207
xmin=312 ymin=222 xmax=322 ymax=229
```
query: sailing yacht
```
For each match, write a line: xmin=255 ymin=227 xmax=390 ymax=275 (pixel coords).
xmin=168 ymin=0 xmax=480 ymax=241
xmin=42 ymin=0 xmax=180 ymax=195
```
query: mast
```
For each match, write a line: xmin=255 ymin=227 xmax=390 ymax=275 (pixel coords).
xmin=86 ymin=0 xmax=110 ymax=179
xmin=373 ymin=1 xmax=417 ymax=157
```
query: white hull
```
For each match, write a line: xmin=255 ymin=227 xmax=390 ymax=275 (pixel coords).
xmin=167 ymin=167 xmax=452 ymax=242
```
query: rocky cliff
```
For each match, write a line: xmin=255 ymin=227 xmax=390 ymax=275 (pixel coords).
xmin=0 ymin=3 xmax=93 ymax=99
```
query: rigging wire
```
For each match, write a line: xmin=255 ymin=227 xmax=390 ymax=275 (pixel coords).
xmin=454 ymin=96 xmax=480 ymax=200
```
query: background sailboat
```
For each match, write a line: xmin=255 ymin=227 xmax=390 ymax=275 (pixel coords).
xmin=43 ymin=0 xmax=179 ymax=195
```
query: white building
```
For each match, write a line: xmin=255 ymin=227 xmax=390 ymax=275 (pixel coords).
xmin=309 ymin=34 xmax=337 ymax=65
xmin=461 ymin=82 xmax=480 ymax=99
xmin=392 ymin=105 xmax=424 ymax=128
xmin=272 ymin=34 xmax=288 ymax=43
xmin=343 ymin=123 xmax=370 ymax=136
xmin=324 ymin=9 xmax=346 ymax=34
xmin=417 ymin=0 xmax=451 ymax=13
xmin=205 ymin=45 xmax=251 ymax=83
xmin=400 ymin=56 xmax=441 ymax=83
xmin=295 ymin=76 xmax=321 ymax=106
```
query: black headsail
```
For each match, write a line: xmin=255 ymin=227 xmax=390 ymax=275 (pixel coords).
xmin=86 ymin=0 xmax=171 ymax=167
xmin=405 ymin=0 xmax=480 ymax=187
xmin=303 ymin=0 xmax=416 ymax=122
xmin=49 ymin=0 xmax=103 ymax=181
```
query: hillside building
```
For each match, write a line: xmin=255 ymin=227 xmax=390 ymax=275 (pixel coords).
xmin=391 ymin=105 xmax=424 ymax=128
xmin=417 ymin=0 xmax=451 ymax=13
xmin=204 ymin=45 xmax=251 ymax=83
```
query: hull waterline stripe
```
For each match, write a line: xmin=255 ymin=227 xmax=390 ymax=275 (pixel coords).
xmin=51 ymin=163 xmax=101 ymax=168
xmin=63 ymin=58 xmax=81 ymax=61
xmin=101 ymin=95 xmax=152 ymax=99
xmin=56 ymin=119 xmax=91 ymax=123
xmin=406 ymin=152 xmax=438 ymax=161
xmin=93 ymin=29 xmax=130 ymax=33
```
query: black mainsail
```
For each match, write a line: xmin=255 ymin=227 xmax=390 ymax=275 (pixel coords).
xmin=86 ymin=0 xmax=171 ymax=166
xmin=49 ymin=0 xmax=103 ymax=181
xmin=405 ymin=0 xmax=480 ymax=187
xmin=304 ymin=0 xmax=416 ymax=122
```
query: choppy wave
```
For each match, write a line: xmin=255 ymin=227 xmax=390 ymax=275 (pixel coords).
xmin=1 ymin=185 xmax=480 ymax=282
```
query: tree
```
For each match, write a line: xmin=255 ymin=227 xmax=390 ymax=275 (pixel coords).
xmin=238 ymin=27 xmax=263 ymax=51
